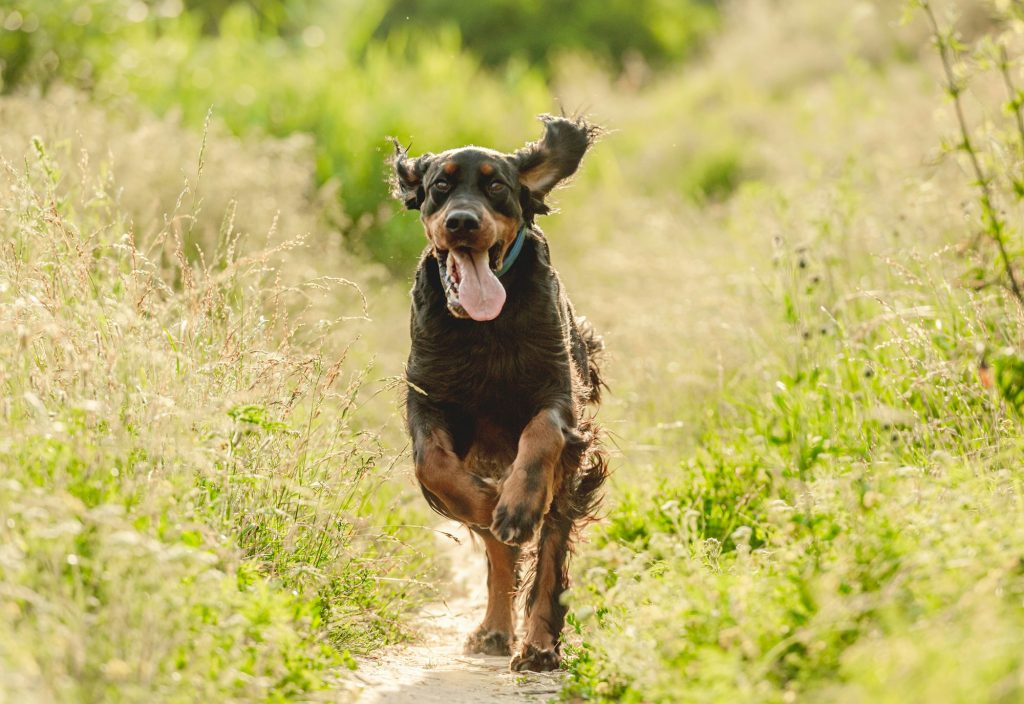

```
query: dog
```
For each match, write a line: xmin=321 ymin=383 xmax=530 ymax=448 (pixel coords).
xmin=389 ymin=115 xmax=607 ymax=672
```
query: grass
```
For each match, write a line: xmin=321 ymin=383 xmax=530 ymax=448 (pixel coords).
xmin=0 ymin=96 xmax=432 ymax=702
xmin=5 ymin=0 xmax=1024 ymax=702
xmin=548 ymin=2 xmax=1024 ymax=701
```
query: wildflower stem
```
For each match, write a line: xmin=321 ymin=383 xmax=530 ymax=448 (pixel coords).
xmin=998 ymin=45 xmax=1024 ymax=160
xmin=921 ymin=0 xmax=1024 ymax=303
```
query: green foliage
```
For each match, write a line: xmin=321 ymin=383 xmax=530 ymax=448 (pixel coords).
xmin=109 ymin=9 xmax=547 ymax=266
xmin=228 ymin=403 xmax=289 ymax=433
xmin=0 ymin=0 xmax=583 ymax=269
xmin=991 ymin=347 xmax=1024 ymax=415
xmin=377 ymin=0 xmax=719 ymax=72
xmin=182 ymin=0 xmax=327 ymax=35
xmin=0 ymin=0 xmax=731 ymax=268
xmin=683 ymin=148 xmax=744 ymax=202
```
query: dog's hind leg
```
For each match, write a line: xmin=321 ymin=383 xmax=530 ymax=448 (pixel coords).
xmin=465 ymin=532 xmax=520 ymax=655
xmin=510 ymin=508 xmax=572 ymax=672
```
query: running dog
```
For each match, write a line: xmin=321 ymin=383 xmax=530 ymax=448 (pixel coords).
xmin=389 ymin=115 xmax=607 ymax=671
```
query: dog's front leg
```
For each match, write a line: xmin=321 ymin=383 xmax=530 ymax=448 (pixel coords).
xmin=464 ymin=531 xmax=520 ymax=656
xmin=412 ymin=426 xmax=497 ymax=528
xmin=490 ymin=408 xmax=567 ymax=545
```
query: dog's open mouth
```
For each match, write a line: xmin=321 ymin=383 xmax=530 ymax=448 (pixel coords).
xmin=437 ymin=243 xmax=505 ymax=321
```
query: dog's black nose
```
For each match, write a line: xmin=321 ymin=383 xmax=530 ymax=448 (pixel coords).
xmin=445 ymin=210 xmax=481 ymax=233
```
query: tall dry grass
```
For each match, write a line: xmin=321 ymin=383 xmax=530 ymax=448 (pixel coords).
xmin=0 ymin=94 xmax=431 ymax=702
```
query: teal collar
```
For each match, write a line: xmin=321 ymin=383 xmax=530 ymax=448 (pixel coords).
xmin=495 ymin=224 xmax=527 ymax=277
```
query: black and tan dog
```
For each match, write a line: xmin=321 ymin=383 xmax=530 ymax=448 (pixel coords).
xmin=389 ymin=115 xmax=607 ymax=672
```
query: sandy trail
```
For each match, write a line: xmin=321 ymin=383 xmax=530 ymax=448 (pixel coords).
xmin=354 ymin=522 xmax=562 ymax=703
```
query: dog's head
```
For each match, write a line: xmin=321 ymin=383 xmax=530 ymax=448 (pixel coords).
xmin=389 ymin=115 xmax=600 ymax=321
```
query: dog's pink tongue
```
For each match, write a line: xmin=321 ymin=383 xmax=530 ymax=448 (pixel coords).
xmin=452 ymin=249 xmax=506 ymax=321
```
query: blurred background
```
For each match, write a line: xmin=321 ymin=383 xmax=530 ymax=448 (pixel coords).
xmin=6 ymin=1 xmax=1024 ymax=702
xmin=0 ymin=0 xmax=719 ymax=266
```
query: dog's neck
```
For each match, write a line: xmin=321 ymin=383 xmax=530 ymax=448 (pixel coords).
xmin=496 ymin=224 xmax=528 ymax=278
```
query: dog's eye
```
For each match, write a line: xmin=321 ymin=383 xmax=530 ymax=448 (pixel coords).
xmin=487 ymin=181 xmax=507 ymax=195
xmin=432 ymin=180 xmax=451 ymax=193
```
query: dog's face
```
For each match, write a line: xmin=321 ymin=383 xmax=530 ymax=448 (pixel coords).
xmin=390 ymin=115 xmax=599 ymax=321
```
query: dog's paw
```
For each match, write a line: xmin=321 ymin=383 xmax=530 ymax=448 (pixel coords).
xmin=510 ymin=643 xmax=561 ymax=672
xmin=464 ymin=627 xmax=514 ymax=656
xmin=490 ymin=499 xmax=543 ymax=546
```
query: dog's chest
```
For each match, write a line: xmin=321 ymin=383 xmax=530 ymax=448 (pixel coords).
xmin=415 ymin=325 xmax=569 ymax=412
xmin=406 ymin=236 xmax=574 ymax=422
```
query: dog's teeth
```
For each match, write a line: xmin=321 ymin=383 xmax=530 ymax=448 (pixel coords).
xmin=448 ymin=257 xmax=461 ymax=287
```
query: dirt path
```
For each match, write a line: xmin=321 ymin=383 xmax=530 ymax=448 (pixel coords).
xmin=354 ymin=522 xmax=563 ymax=703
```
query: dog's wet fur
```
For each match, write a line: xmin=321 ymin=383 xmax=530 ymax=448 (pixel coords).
xmin=389 ymin=115 xmax=607 ymax=671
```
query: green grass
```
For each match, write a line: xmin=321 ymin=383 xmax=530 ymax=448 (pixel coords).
xmin=5 ymin=0 xmax=1024 ymax=702
xmin=0 ymin=100 xmax=432 ymax=702
xmin=552 ymin=3 xmax=1024 ymax=702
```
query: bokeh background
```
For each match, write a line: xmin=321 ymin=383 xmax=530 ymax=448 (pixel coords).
xmin=0 ymin=0 xmax=718 ymax=266
xmin=5 ymin=1 xmax=1024 ymax=702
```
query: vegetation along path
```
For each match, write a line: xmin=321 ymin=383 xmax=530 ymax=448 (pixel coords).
xmin=9 ymin=1 xmax=1024 ymax=702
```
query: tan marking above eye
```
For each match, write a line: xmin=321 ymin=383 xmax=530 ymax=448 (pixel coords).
xmin=480 ymin=162 xmax=495 ymax=176
xmin=443 ymin=161 xmax=458 ymax=175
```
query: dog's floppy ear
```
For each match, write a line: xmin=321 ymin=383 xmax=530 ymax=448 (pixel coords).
xmin=513 ymin=114 xmax=601 ymax=217
xmin=388 ymin=138 xmax=434 ymax=210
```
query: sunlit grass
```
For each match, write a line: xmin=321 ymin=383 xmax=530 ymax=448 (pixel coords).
xmin=0 ymin=102 xmax=432 ymax=702
xmin=550 ymin=2 xmax=1024 ymax=702
xmin=4 ymin=0 xmax=1024 ymax=702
